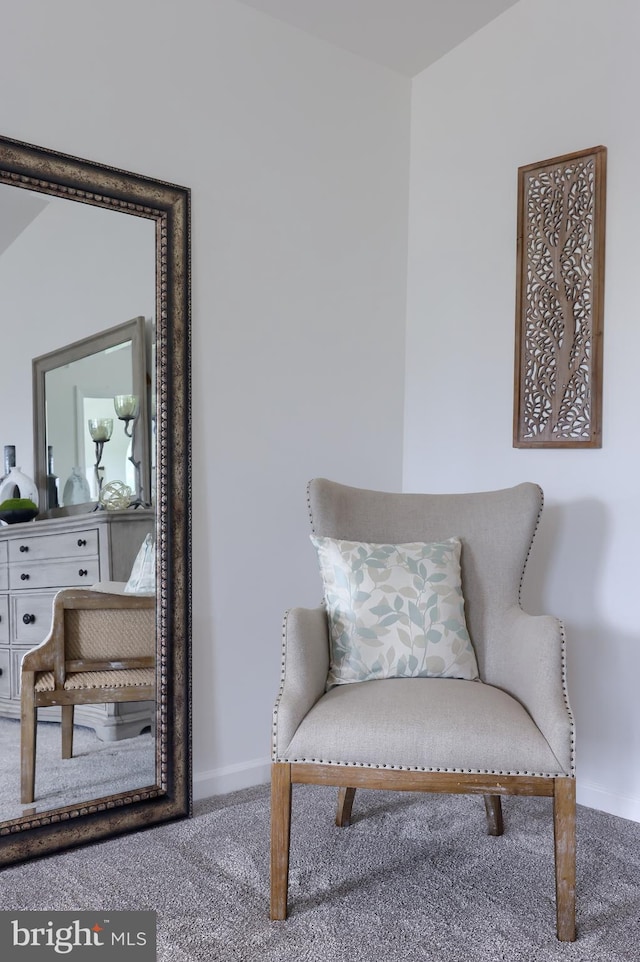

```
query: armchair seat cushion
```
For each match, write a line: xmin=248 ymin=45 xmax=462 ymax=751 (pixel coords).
xmin=280 ymin=677 xmax=566 ymax=776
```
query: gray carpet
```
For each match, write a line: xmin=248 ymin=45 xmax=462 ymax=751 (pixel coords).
xmin=1 ymin=783 xmax=639 ymax=961
xmin=0 ymin=716 xmax=155 ymax=821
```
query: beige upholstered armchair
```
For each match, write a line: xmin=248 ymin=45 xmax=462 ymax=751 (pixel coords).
xmin=271 ymin=479 xmax=576 ymax=941
xmin=20 ymin=585 xmax=155 ymax=804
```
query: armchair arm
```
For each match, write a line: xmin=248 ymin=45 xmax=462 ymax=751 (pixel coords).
xmin=21 ymin=643 xmax=55 ymax=673
xmin=487 ymin=606 xmax=574 ymax=775
xmin=272 ymin=606 xmax=330 ymax=759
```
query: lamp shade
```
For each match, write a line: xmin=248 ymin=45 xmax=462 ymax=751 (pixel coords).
xmin=88 ymin=418 xmax=113 ymax=442
xmin=114 ymin=395 xmax=139 ymax=419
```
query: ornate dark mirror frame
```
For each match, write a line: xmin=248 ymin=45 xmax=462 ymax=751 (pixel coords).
xmin=0 ymin=134 xmax=191 ymax=866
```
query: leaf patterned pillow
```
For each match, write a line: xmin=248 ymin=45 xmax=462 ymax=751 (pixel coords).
xmin=310 ymin=536 xmax=479 ymax=688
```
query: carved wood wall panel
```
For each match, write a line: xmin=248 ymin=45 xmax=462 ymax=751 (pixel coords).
xmin=513 ymin=146 xmax=607 ymax=448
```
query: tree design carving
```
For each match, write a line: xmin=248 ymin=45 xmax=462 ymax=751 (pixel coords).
xmin=514 ymin=147 xmax=606 ymax=448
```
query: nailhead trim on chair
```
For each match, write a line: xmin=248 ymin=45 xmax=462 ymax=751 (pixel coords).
xmin=518 ymin=484 xmax=544 ymax=607
xmin=521 ymin=486 xmax=576 ymax=778
xmin=306 ymin=480 xmax=315 ymax=535
xmin=274 ymin=755 xmax=566 ymax=778
xmin=560 ymin=620 xmax=576 ymax=776
xmin=271 ymin=608 xmax=290 ymax=760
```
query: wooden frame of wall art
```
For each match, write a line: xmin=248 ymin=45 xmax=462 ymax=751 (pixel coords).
xmin=513 ymin=145 xmax=607 ymax=448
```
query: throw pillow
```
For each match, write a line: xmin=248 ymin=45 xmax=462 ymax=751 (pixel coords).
xmin=310 ymin=535 xmax=479 ymax=688
xmin=125 ymin=533 xmax=156 ymax=594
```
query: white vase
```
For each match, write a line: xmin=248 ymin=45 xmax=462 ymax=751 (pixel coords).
xmin=62 ymin=467 xmax=91 ymax=506
xmin=0 ymin=466 xmax=39 ymax=506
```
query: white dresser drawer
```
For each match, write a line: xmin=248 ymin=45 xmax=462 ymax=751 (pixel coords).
xmin=9 ymin=559 xmax=100 ymax=591
xmin=0 ymin=540 xmax=9 ymax=593
xmin=0 ymin=595 xmax=9 ymax=642
xmin=12 ymin=592 xmax=57 ymax=644
xmin=8 ymin=528 xmax=99 ymax=563
xmin=12 ymin=648 xmax=37 ymax=699
xmin=0 ymin=648 xmax=9 ymax=700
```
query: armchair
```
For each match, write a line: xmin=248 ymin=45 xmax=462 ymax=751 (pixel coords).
xmin=20 ymin=585 xmax=155 ymax=804
xmin=271 ymin=480 xmax=576 ymax=940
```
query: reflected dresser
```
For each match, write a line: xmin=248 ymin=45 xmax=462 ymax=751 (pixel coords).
xmin=0 ymin=509 xmax=154 ymax=740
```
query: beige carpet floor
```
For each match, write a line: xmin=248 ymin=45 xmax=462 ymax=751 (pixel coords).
xmin=1 ymin=783 xmax=639 ymax=961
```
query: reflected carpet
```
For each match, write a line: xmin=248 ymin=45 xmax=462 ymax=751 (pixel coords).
xmin=0 ymin=716 xmax=155 ymax=821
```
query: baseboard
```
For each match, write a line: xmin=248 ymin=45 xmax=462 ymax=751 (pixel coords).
xmin=194 ymin=756 xmax=271 ymax=800
xmin=577 ymin=782 xmax=640 ymax=823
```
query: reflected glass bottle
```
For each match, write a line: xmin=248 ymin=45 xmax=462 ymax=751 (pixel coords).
xmin=47 ymin=445 xmax=59 ymax=509
xmin=0 ymin=444 xmax=16 ymax=484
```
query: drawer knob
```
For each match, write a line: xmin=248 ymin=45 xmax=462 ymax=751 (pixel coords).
xmin=19 ymin=545 xmax=29 ymax=553
xmin=22 ymin=613 xmax=36 ymax=625
xmin=20 ymin=573 xmax=29 ymax=581
xmin=79 ymin=568 xmax=88 ymax=577
xmin=77 ymin=538 xmax=87 ymax=547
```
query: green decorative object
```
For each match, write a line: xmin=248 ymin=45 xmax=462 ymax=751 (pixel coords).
xmin=0 ymin=497 xmax=39 ymax=524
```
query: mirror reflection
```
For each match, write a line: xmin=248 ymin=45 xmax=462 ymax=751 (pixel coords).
xmin=34 ymin=315 xmax=152 ymax=510
xmin=0 ymin=180 xmax=157 ymax=824
xmin=48 ymin=346 xmax=134 ymax=505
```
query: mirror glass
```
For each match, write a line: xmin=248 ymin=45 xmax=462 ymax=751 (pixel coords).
xmin=33 ymin=315 xmax=152 ymax=510
xmin=46 ymin=339 xmax=136 ymax=504
xmin=0 ymin=136 xmax=190 ymax=865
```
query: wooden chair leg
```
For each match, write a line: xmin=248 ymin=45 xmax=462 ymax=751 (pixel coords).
xmin=483 ymin=794 xmax=504 ymax=836
xmin=553 ymin=777 xmax=576 ymax=941
xmin=336 ymin=787 xmax=356 ymax=827
xmin=270 ymin=763 xmax=292 ymax=920
xmin=20 ymin=678 xmax=37 ymax=804
xmin=61 ymin=705 xmax=74 ymax=759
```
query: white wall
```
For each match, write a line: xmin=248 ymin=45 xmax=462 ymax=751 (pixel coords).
xmin=0 ymin=0 xmax=410 ymax=795
xmin=405 ymin=0 xmax=640 ymax=818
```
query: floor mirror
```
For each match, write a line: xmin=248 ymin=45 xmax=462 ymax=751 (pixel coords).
xmin=0 ymin=134 xmax=191 ymax=865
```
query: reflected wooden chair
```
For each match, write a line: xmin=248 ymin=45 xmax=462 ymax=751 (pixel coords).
xmin=20 ymin=585 xmax=155 ymax=804
xmin=271 ymin=479 xmax=576 ymax=941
